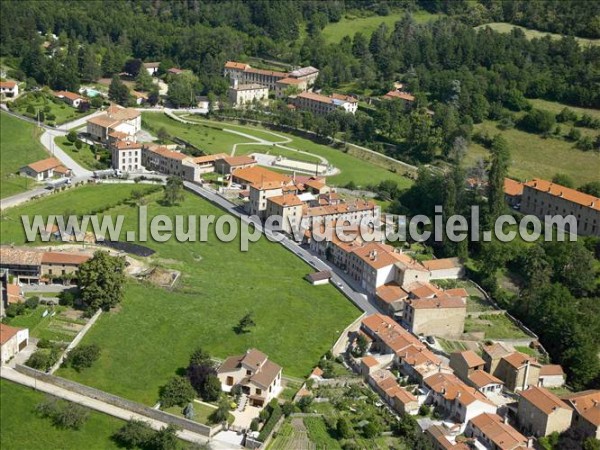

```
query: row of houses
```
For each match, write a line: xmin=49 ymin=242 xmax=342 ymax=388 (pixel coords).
xmin=224 ymin=61 xmax=319 ymax=93
xmin=504 ymin=177 xmax=600 ymax=237
xmin=358 ymin=314 xmax=600 ymax=448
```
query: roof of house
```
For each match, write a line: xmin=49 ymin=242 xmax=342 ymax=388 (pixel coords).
xmin=268 ymin=194 xmax=303 ymax=208
xmin=502 ymin=352 xmax=541 ymax=370
xmin=297 ymin=91 xmax=357 ymax=105
xmin=221 ymin=155 xmax=256 ymax=167
xmin=304 ymin=199 xmax=376 ymax=218
xmin=232 ymin=166 xmax=292 ymax=186
xmin=113 ymin=140 xmax=143 ymax=151
xmin=168 ymin=68 xmax=185 ymax=74
xmin=25 ymin=157 xmax=63 ymax=173
xmin=469 ymin=413 xmax=529 ymax=450
xmin=483 ymin=342 xmax=513 ymax=359
xmin=540 ymin=364 xmax=565 ymax=377
xmin=421 ymin=257 xmax=462 ymax=271
xmin=561 ymin=390 xmax=600 ymax=426
xmin=146 ymin=145 xmax=188 ymax=161
xmin=218 ymin=349 xmax=282 ymax=390
xmin=407 ymin=295 xmax=466 ymax=310
xmin=41 ymin=252 xmax=91 ymax=265
xmin=245 ymin=67 xmax=287 ymax=78
xmin=54 ymin=90 xmax=83 ymax=101
xmin=230 ymin=83 xmax=268 ymax=91
xmin=384 ymin=90 xmax=415 ymax=101
xmin=249 ymin=359 xmax=281 ymax=389
xmin=0 ymin=81 xmax=17 ymax=88
xmin=251 ymin=180 xmax=286 ymax=191
xmin=504 ymin=178 xmax=524 ymax=197
xmin=469 ymin=370 xmax=504 ymax=389
xmin=524 ymin=178 xmax=600 ymax=211
xmin=87 ymin=114 xmax=121 ymax=128
xmin=306 ymin=270 xmax=331 ymax=282
xmin=143 ymin=62 xmax=160 ymax=68
xmin=0 ymin=323 xmax=24 ymax=345
xmin=362 ymin=355 xmax=379 ymax=368
xmin=376 ymin=283 xmax=409 ymax=304
xmin=193 ymin=153 xmax=229 ymax=164
xmin=241 ymin=348 xmax=268 ymax=369
xmin=361 ymin=314 xmax=425 ymax=356
xmin=405 ymin=281 xmax=443 ymax=298
xmin=224 ymin=61 xmax=250 ymax=70
xmin=351 ymin=242 xmax=407 ymax=270
xmin=277 ymin=77 xmax=303 ymax=85
xmin=427 ymin=425 xmax=471 ymax=450
xmin=453 ymin=350 xmax=486 ymax=368
xmin=444 ymin=288 xmax=469 ymax=298
xmin=288 ymin=66 xmax=319 ymax=78
xmin=108 ymin=130 xmax=129 ymax=139
xmin=0 ymin=246 xmax=44 ymax=266
xmin=520 ymin=386 xmax=572 ymax=415
xmin=106 ymin=104 xmax=141 ymax=121
xmin=425 ymin=372 xmax=494 ymax=407
xmin=394 ymin=253 xmax=430 ymax=272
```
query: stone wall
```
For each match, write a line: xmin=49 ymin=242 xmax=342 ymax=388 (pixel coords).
xmin=14 ymin=364 xmax=217 ymax=437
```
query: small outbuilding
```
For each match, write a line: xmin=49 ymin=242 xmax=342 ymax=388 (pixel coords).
xmin=305 ymin=270 xmax=331 ymax=285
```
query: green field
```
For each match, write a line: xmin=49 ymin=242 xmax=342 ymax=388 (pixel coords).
xmin=466 ymin=120 xmax=600 ymax=186
xmin=464 ymin=313 xmax=530 ymax=340
xmin=321 ymin=10 xmax=441 ymax=43
xmin=5 ymin=185 xmax=362 ymax=405
xmin=4 ymin=305 xmax=87 ymax=342
xmin=54 ymin=136 xmax=110 ymax=170
xmin=13 ymin=92 xmax=93 ymax=125
xmin=0 ymin=184 xmax=159 ymax=244
xmin=0 ymin=112 xmax=50 ymax=198
xmin=143 ymin=113 xmax=412 ymax=188
xmin=0 ymin=380 xmax=123 ymax=450
xmin=475 ymin=22 xmax=600 ymax=47
xmin=528 ymin=98 xmax=600 ymax=121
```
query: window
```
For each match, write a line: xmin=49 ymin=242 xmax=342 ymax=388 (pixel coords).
xmin=246 ymin=369 xmax=252 ymax=376
xmin=256 ymin=388 xmax=262 ymax=395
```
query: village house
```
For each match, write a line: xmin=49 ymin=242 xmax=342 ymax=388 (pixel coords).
xmin=426 ymin=425 xmax=471 ymax=450
xmin=20 ymin=157 xmax=71 ymax=181
xmin=264 ymin=193 xmax=304 ymax=234
xmin=421 ymin=257 xmax=465 ymax=280
xmin=228 ymin=80 xmax=269 ymax=108
xmin=0 ymin=247 xmax=91 ymax=284
xmin=450 ymin=351 xmax=486 ymax=381
xmin=493 ymin=352 xmax=542 ymax=393
xmin=0 ymin=80 xmax=19 ymax=98
xmin=110 ymin=140 xmax=143 ymax=173
xmin=304 ymin=270 xmax=331 ymax=286
xmin=0 ymin=323 xmax=29 ymax=364
xmin=517 ymin=386 xmax=573 ymax=437
xmin=520 ymin=178 xmax=600 ymax=237
xmin=2 ymin=283 xmax=24 ymax=306
xmin=230 ymin=166 xmax=291 ymax=189
xmin=53 ymin=90 xmax=86 ymax=109
xmin=168 ymin=67 xmax=185 ymax=76
xmin=141 ymin=144 xmax=199 ymax=181
xmin=467 ymin=370 xmax=504 ymax=397
xmin=215 ymin=155 xmax=257 ymax=175
xmin=464 ymin=413 xmax=531 ymax=450
xmin=86 ymin=104 xmax=141 ymax=143
xmin=192 ymin=153 xmax=229 ymax=174
xmin=382 ymin=90 xmax=415 ymax=109
xmin=538 ymin=365 xmax=566 ymax=389
xmin=561 ymin=390 xmax=600 ymax=439
xmin=504 ymin=178 xmax=524 ymax=208
xmin=423 ymin=372 xmax=497 ymax=430
xmin=217 ymin=348 xmax=282 ymax=408
xmin=368 ymin=368 xmax=419 ymax=415
xmin=293 ymin=91 xmax=358 ymax=116
xmin=143 ymin=62 xmax=160 ymax=76
xmin=482 ymin=342 xmax=513 ymax=376
xmin=275 ymin=77 xmax=306 ymax=98
xmin=403 ymin=294 xmax=466 ymax=338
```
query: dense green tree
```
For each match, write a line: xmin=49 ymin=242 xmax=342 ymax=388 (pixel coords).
xmin=77 ymin=251 xmax=126 ymax=310
xmin=108 ymin=75 xmax=130 ymax=106
xmin=135 ymin=68 xmax=153 ymax=91
xmin=159 ymin=376 xmax=196 ymax=408
xmin=113 ymin=420 xmax=154 ymax=448
xmin=67 ymin=344 xmax=101 ymax=371
xmin=551 ymin=173 xmax=575 ymax=188
xmin=163 ymin=176 xmax=184 ymax=206
xmin=487 ymin=135 xmax=510 ymax=225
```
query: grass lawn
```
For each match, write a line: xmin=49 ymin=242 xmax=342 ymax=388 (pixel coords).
xmin=0 ymin=183 xmax=159 ymax=244
xmin=19 ymin=186 xmax=364 ymax=405
xmin=4 ymin=305 xmax=87 ymax=343
xmin=13 ymin=92 xmax=93 ymax=125
xmin=475 ymin=22 xmax=600 ymax=47
xmin=143 ymin=113 xmax=412 ymax=189
xmin=303 ymin=416 xmax=343 ymax=450
xmin=54 ymin=136 xmax=110 ymax=170
xmin=466 ymin=120 xmax=600 ymax=186
xmin=464 ymin=313 xmax=530 ymax=340
xmin=162 ymin=403 xmax=233 ymax=426
xmin=0 ymin=380 xmax=123 ymax=450
xmin=321 ymin=10 xmax=442 ymax=43
xmin=528 ymin=98 xmax=600 ymax=121
xmin=437 ymin=338 xmax=469 ymax=354
xmin=234 ymin=144 xmax=322 ymax=164
xmin=0 ymin=111 xmax=50 ymax=198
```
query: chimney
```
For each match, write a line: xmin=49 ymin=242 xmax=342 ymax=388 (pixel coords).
xmin=503 ymin=415 xmax=509 ymax=424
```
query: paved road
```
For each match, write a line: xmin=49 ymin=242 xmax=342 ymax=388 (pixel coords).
xmin=0 ymin=366 xmax=241 ymax=449
xmin=184 ymin=181 xmax=379 ymax=315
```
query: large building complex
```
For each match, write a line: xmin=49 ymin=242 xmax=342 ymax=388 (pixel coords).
xmin=293 ymin=92 xmax=358 ymax=115
xmin=86 ymin=104 xmax=141 ymax=143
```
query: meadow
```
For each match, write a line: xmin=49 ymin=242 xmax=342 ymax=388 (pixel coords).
xmin=321 ymin=10 xmax=441 ymax=43
xmin=54 ymin=136 xmax=110 ymax=171
xmin=143 ymin=113 xmax=412 ymax=188
xmin=475 ymin=22 xmax=600 ymax=47
xmin=0 ymin=112 xmax=49 ymax=198
xmin=0 ymin=185 xmax=361 ymax=405
xmin=0 ymin=380 xmax=123 ymax=450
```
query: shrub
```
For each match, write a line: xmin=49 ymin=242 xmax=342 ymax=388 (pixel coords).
xmin=159 ymin=376 xmax=195 ymax=408
xmin=36 ymin=397 xmax=89 ymax=430
xmin=58 ymin=290 xmax=76 ymax=307
xmin=67 ymin=344 xmax=101 ymax=371
xmin=281 ymin=401 xmax=296 ymax=417
xmin=250 ymin=418 xmax=260 ymax=432
xmin=113 ymin=419 xmax=154 ymax=448
xmin=5 ymin=303 xmax=26 ymax=317
xmin=25 ymin=296 xmax=39 ymax=309
xmin=67 ymin=130 xmax=77 ymax=143
xmin=257 ymin=402 xmax=282 ymax=442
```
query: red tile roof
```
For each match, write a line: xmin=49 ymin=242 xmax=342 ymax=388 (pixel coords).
xmin=41 ymin=252 xmax=91 ymax=265
xmin=520 ymin=386 xmax=572 ymax=415
xmin=469 ymin=413 xmax=529 ymax=450
xmin=0 ymin=81 xmax=17 ymax=88
xmin=421 ymin=257 xmax=462 ymax=271
xmin=267 ymin=194 xmax=303 ymax=208
xmin=562 ymin=390 xmax=600 ymax=427
xmin=222 ymin=155 xmax=256 ymax=167
xmin=504 ymin=178 xmax=524 ymax=197
xmin=454 ymin=350 xmax=486 ymax=368
xmin=54 ymin=90 xmax=83 ymax=101
xmin=26 ymin=157 xmax=63 ymax=173
xmin=525 ymin=178 xmax=600 ymax=211
xmin=469 ymin=370 xmax=503 ymax=389
xmin=362 ymin=356 xmax=379 ymax=368
xmin=384 ymin=90 xmax=415 ymax=101
xmin=0 ymin=323 xmax=24 ymax=345
xmin=224 ymin=61 xmax=250 ymax=70
xmin=540 ymin=364 xmax=565 ymax=377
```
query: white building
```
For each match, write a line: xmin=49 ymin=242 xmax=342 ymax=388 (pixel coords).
xmin=293 ymin=92 xmax=358 ymax=116
xmin=228 ymin=81 xmax=269 ymax=108
xmin=1 ymin=323 xmax=29 ymax=364
xmin=217 ymin=349 xmax=282 ymax=408
xmin=0 ymin=81 xmax=18 ymax=98
xmin=86 ymin=104 xmax=141 ymax=143
xmin=110 ymin=140 xmax=143 ymax=172
xmin=143 ymin=62 xmax=160 ymax=76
